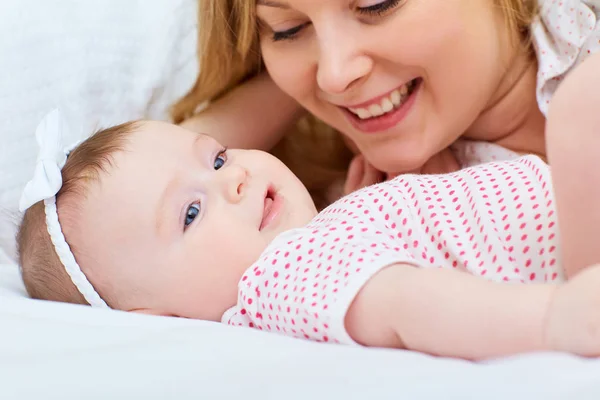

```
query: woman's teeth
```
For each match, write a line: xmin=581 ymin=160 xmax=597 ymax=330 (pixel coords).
xmin=348 ymin=80 xmax=415 ymax=120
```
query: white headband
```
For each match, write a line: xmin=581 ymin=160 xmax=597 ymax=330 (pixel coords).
xmin=19 ymin=109 xmax=109 ymax=308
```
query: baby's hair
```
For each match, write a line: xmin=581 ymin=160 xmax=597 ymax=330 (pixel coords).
xmin=17 ymin=121 xmax=139 ymax=306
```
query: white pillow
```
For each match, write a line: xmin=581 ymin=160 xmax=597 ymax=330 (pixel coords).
xmin=0 ymin=0 xmax=199 ymax=261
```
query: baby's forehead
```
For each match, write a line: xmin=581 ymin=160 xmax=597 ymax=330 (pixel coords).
xmin=127 ymin=121 xmax=215 ymax=149
xmin=104 ymin=121 xmax=222 ymax=193
xmin=102 ymin=121 xmax=219 ymax=192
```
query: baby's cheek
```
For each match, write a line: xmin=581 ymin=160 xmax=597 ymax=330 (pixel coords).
xmin=215 ymin=228 xmax=265 ymax=278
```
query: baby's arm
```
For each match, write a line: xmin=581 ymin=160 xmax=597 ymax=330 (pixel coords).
xmin=180 ymin=72 xmax=304 ymax=150
xmin=546 ymin=52 xmax=600 ymax=278
xmin=346 ymin=264 xmax=555 ymax=359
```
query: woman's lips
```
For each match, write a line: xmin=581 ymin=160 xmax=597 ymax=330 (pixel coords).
xmin=342 ymin=78 xmax=422 ymax=134
xmin=259 ymin=188 xmax=283 ymax=231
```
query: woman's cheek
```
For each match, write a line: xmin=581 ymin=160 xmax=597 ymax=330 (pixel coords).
xmin=262 ymin=43 xmax=313 ymax=104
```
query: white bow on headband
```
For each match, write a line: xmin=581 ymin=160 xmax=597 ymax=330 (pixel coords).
xmin=19 ymin=109 xmax=69 ymax=212
xmin=19 ymin=109 xmax=109 ymax=308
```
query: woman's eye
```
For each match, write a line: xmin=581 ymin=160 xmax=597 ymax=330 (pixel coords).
xmin=185 ymin=203 xmax=200 ymax=228
xmin=272 ymin=23 xmax=308 ymax=42
xmin=267 ymin=0 xmax=401 ymax=42
xmin=214 ymin=149 xmax=227 ymax=170
xmin=357 ymin=0 xmax=402 ymax=15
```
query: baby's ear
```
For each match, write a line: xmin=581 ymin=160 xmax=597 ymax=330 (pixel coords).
xmin=128 ymin=308 xmax=175 ymax=317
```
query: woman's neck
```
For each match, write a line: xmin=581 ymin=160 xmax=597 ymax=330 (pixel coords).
xmin=464 ymin=49 xmax=547 ymax=159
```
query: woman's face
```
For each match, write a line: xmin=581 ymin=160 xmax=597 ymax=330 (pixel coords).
xmin=257 ymin=0 xmax=513 ymax=173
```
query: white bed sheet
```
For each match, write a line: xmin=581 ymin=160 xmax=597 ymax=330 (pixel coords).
xmin=2 ymin=262 xmax=600 ymax=400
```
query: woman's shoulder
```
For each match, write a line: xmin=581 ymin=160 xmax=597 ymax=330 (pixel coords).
xmin=531 ymin=0 xmax=600 ymax=115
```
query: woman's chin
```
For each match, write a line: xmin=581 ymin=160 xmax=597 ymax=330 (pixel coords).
xmin=369 ymin=147 xmax=433 ymax=175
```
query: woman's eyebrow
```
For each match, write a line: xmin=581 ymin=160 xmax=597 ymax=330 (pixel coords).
xmin=257 ymin=0 xmax=290 ymax=9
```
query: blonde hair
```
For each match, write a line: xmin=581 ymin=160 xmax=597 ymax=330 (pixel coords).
xmin=498 ymin=0 xmax=539 ymax=47
xmin=17 ymin=122 xmax=138 ymax=306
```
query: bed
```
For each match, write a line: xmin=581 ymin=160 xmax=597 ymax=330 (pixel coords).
xmin=2 ymin=1 xmax=600 ymax=398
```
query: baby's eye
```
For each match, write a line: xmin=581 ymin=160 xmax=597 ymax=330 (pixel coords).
xmin=214 ymin=149 xmax=228 ymax=170
xmin=185 ymin=203 xmax=201 ymax=228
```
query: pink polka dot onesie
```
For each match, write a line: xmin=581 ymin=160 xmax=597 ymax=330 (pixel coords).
xmin=222 ymin=153 xmax=563 ymax=345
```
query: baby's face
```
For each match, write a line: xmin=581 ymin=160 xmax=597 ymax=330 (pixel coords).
xmin=79 ymin=121 xmax=317 ymax=320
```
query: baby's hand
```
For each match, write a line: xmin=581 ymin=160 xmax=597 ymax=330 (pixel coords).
xmin=545 ymin=264 xmax=600 ymax=356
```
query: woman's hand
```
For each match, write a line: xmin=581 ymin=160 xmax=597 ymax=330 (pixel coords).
xmin=342 ymin=146 xmax=460 ymax=195
xmin=343 ymin=154 xmax=386 ymax=195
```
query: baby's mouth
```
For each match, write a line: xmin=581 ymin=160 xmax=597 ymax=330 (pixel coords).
xmin=259 ymin=186 xmax=281 ymax=231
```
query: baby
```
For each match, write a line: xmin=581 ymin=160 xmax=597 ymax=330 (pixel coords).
xmin=17 ymin=110 xmax=600 ymax=360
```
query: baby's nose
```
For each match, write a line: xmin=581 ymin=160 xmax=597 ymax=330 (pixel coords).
xmin=222 ymin=164 xmax=248 ymax=203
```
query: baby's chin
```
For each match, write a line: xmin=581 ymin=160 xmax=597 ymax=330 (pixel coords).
xmin=292 ymin=201 xmax=319 ymax=227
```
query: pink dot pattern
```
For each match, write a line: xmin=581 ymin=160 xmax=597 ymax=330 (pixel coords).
xmin=222 ymin=155 xmax=563 ymax=345
xmin=531 ymin=0 xmax=600 ymax=115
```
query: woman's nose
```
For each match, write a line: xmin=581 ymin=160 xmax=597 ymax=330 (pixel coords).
xmin=316 ymin=26 xmax=373 ymax=95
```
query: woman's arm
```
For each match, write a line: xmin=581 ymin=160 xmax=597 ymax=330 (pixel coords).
xmin=180 ymin=72 xmax=305 ymax=150
xmin=345 ymin=264 xmax=555 ymax=360
xmin=546 ymin=52 xmax=600 ymax=278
